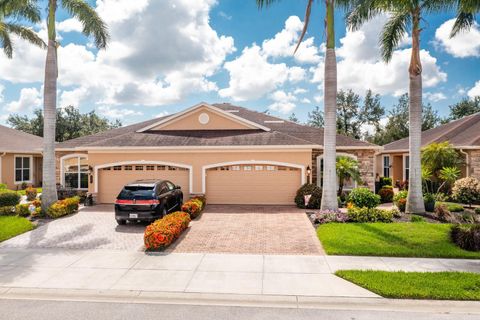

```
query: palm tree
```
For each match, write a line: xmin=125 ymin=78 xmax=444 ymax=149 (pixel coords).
xmin=41 ymin=0 xmax=109 ymax=210
xmin=0 ymin=0 xmax=45 ymax=58
xmin=257 ymin=0 xmax=352 ymax=210
xmin=346 ymin=0 xmax=478 ymax=214
xmin=336 ymin=156 xmax=361 ymax=196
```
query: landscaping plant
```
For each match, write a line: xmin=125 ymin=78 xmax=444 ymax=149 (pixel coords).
xmin=378 ymin=186 xmax=394 ymax=203
xmin=451 ymin=224 xmax=480 ymax=251
xmin=25 ymin=187 xmax=37 ymax=201
xmin=434 ymin=205 xmax=455 ymax=223
xmin=309 ymin=210 xmax=348 ymax=224
xmin=411 ymin=215 xmax=426 ymax=223
xmin=295 ymin=183 xmax=322 ymax=209
xmin=0 ymin=190 xmax=21 ymax=207
xmin=46 ymin=196 xmax=80 ymax=218
xmin=181 ymin=197 xmax=205 ymax=219
xmin=347 ymin=207 xmax=394 ymax=223
xmin=475 ymin=208 xmax=480 ymax=215
xmin=423 ymin=193 xmax=436 ymax=212
xmin=336 ymin=156 xmax=362 ymax=196
xmin=452 ymin=177 xmax=480 ymax=208
xmin=347 ymin=187 xmax=380 ymax=209
xmin=144 ymin=211 xmax=191 ymax=250
xmin=393 ymin=191 xmax=408 ymax=212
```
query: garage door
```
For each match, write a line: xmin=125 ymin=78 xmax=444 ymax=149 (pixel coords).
xmin=206 ymin=164 xmax=302 ymax=205
xmin=98 ymin=164 xmax=190 ymax=203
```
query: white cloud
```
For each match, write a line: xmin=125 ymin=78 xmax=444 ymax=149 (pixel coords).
xmin=424 ymin=92 xmax=447 ymax=102
xmin=0 ymin=84 xmax=4 ymax=103
xmin=5 ymin=87 xmax=42 ymax=112
xmin=293 ymin=88 xmax=307 ymax=95
xmin=155 ymin=110 xmax=170 ymax=118
xmin=262 ymin=16 xmax=321 ymax=64
xmin=434 ymin=19 xmax=480 ymax=58
xmin=268 ymin=90 xmax=297 ymax=114
xmin=0 ymin=0 xmax=235 ymax=109
xmin=97 ymin=105 xmax=143 ymax=119
xmin=57 ymin=18 xmax=83 ymax=33
xmin=301 ymin=98 xmax=311 ymax=104
xmin=468 ymin=80 xmax=480 ymax=98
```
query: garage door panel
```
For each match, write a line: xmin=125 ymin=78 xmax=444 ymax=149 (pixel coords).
xmin=98 ymin=166 xmax=189 ymax=203
xmin=206 ymin=167 xmax=301 ymax=205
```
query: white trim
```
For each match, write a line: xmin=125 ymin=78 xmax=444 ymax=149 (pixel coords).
xmin=59 ymin=153 xmax=89 ymax=190
xmin=403 ymin=154 xmax=410 ymax=181
xmin=94 ymin=160 xmax=193 ymax=194
xmin=316 ymin=153 xmax=358 ymax=189
xmin=136 ymin=102 xmax=271 ymax=132
xmin=0 ymin=152 xmax=5 ymax=185
xmin=264 ymin=120 xmax=284 ymax=123
xmin=13 ymin=155 xmax=33 ymax=185
xmin=201 ymin=160 xmax=306 ymax=194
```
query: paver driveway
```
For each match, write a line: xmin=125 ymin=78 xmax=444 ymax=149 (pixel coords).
xmin=0 ymin=205 xmax=324 ymax=255
xmin=0 ymin=205 xmax=145 ymax=251
xmin=168 ymin=205 xmax=325 ymax=255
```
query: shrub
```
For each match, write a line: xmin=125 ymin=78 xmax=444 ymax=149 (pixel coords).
xmin=451 ymin=224 xmax=480 ymax=251
xmin=434 ymin=204 xmax=456 ymax=223
xmin=25 ymin=187 xmax=37 ymax=201
xmin=452 ymin=177 xmax=480 ymax=207
xmin=295 ymin=183 xmax=322 ymax=209
xmin=393 ymin=190 xmax=408 ymax=212
xmin=347 ymin=188 xmax=380 ymax=209
xmin=309 ymin=210 xmax=348 ymax=224
xmin=446 ymin=203 xmax=464 ymax=212
xmin=0 ymin=183 xmax=7 ymax=190
xmin=46 ymin=196 xmax=80 ymax=218
xmin=181 ymin=201 xmax=201 ymax=218
xmin=15 ymin=204 xmax=31 ymax=217
xmin=191 ymin=195 xmax=206 ymax=210
xmin=0 ymin=190 xmax=21 ymax=206
xmin=144 ymin=211 xmax=191 ymax=250
xmin=347 ymin=207 xmax=394 ymax=223
xmin=462 ymin=212 xmax=478 ymax=224
xmin=423 ymin=193 xmax=436 ymax=212
xmin=378 ymin=186 xmax=394 ymax=203
xmin=379 ymin=177 xmax=392 ymax=188
xmin=0 ymin=206 xmax=15 ymax=216
xmin=475 ymin=207 xmax=480 ymax=215
xmin=411 ymin=215 xmax=425 ymax=223
xmin=20 ymin=182 xmax=28 ymax=190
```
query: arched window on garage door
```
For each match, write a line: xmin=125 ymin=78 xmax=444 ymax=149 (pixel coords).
xmin=61 ymin=155 xmax=88 ymax=190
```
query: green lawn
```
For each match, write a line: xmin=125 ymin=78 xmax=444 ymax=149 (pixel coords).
xmin=0 ymin=216 xmax=34 ymax=242
xmin=317 ymin=223 xmax=480 ymax=259
xmin=336 ymin=270 xmax=480 ymax=300
xmin=16 ymin=188 xmax=42 ymax=196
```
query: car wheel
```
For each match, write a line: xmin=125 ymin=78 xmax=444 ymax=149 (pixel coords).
xmin=116 ymin=219 xmax=126 ymax=225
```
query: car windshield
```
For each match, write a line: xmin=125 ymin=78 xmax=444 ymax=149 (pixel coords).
xmin=118 ymin=186 xmax=155 ymax=200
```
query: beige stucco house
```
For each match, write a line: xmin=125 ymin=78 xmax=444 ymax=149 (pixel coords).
xmin=0 ymin=125 xmax=43 ymax=190
xmin=377 ymin=112 xmax=480 ymax=183
xmin=55 ymin=103 xmax=380 ymax=204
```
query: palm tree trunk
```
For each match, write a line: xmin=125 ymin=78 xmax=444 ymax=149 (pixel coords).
xmin=406 ymin=8 xmax=425 ymax=214
xmin=41 ymin=0 xmax=58 ymax=210
xmin=320 ymin=0 xmax=338 ymax=210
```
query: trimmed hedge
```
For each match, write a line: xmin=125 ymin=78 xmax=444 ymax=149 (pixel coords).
xmin=451 ymin=224 xmax=480 ymax=251
xmin=378 ymin=186 xmax=394 ymax=203
xmin=144 ymin=211 xmax=191 ymax=250
xmin=0 ymin=190 xmax=21 ymax=207
xmin=181 ymin=196 xmax=206 ymax=219
xmin=347 ymin=207 xmax=395 ymax=223
xmin=0 ymin=206 xmax=15 ymax=216
xmin=295 ymin=183 xmax=322 ymax=209
xmin=47 ymin=196 xmax=80 ymax=218
xmin=348 ymin=188 xmax=380 ymax=209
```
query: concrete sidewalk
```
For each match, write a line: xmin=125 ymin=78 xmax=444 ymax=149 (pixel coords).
xmin=0 ymin=248 xmax=479 ymax=298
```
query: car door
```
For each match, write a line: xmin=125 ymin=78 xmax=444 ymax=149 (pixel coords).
xmin=165 ymin=181 xmax=178 ymax=210
xmin=158 ymin=183 xmax=172 ymax=212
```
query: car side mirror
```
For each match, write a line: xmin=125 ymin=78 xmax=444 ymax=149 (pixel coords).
xmin=175 ymin=185 xmax=181 ymax=190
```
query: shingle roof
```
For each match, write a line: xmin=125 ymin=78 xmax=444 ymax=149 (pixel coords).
xmin=383 ymin=112 xmax=480 ymax=151
xmin=56 ymin=103 xmax=378 ymax=149
xmin=0 ymin=125 xmax=43 ymax=153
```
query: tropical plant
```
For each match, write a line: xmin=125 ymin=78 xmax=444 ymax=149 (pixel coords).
xmin=336 ymin=156 xmax=362 ymax=196
xmin=346 ymin=0 xmax=478 ymax=214
xmin=257 ymin=0 xmax=352 ymax=210
xmin=421 ymin=142 xmax=461 ymax=178
xmin=0 ymin=0 xmax=45 ymax=58
xmin=437 ymin=166 xmax=461 ymax=193
xmin=40 ymin=0 xmax=109 ymax=210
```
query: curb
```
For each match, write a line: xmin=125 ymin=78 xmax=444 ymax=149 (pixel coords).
xmin=1 ymin=287 xmax=480 ymax=314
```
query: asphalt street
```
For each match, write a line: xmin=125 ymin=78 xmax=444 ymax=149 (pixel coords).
xmin=0 ymin=299 xmax=478 ymax=320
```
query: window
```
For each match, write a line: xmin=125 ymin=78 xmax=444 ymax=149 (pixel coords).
xmin=166 ymin=181 xmax=176 ymax=190
xmin=243 ymin=165 xmax=252 ymax=171
xmin=157 ymin=165 xmax=166 ymax=170
xmin=266 ymin=165 xmax=275 ymax=171
xmin=146 ymin=165 xmax=155 ymax=171
xmin=383 ymin=156 xmax=390 ymax=178
xmin=62 ymin=156 xmax=88 ymax=189
xmin=404 ymin=155 xmax=410 ymax=180
xmin=255 ymin=165 xmax=263 ymax=171
xmin=135 ymin=165 xmax=144 ymax=171
xmin=124 ymin=165 xmax=132 ymax=171
xmin=113 ymin=166 xmax=122 ymax=171
xmin=231 ymin=165 xmax=240 ymax=171
xmin=15 ymin=156 xmax=31 ymax=183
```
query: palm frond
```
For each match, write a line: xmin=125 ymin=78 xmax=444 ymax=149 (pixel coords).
xmin=451 ymin=11 xmax=476 ymax=37
xmin=293 ymin=0 xmax=313 ymax=54
xmin=0 ymin=23 xmax=13 ymax=58
xmin=421 ymin=0 xmax=457 ymax=13
xmin=256 ymin=0 xmax=280 ymax=9
xmin=61 ymin=0 xmax=109 ymax=49
xmin=0 ymin=0 xmax=41 ymax=23
xmin=380 ymin=11 xmax=410 ymax=63
xmin=5 ymin=22 xmax=46 ymax=48
xmin=346 ymin=0 xmax=384 ymax=31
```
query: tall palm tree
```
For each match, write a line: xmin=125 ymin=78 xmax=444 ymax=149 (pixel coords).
xmin=336 ymin=156 xmax=361 ymax=196
xmin=257 ymin=0 xmax=351 ymax=210
xmin=346 ymin=0 xmax=478 ymax=214
xmin=0 ymin=0 xmax=45 ymax=58
xmin=41 ymin=0 xmax=109 ymax=209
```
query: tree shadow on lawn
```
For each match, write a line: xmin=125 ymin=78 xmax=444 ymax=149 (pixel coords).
xmin=355 ymin=223 xmax=413 ymax=247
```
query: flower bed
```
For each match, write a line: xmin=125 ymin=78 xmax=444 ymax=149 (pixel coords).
xmin=181 ymin=196 xmax=206 ymax=219
xmin=47 ymin=196 xmax=80 ymax=218
xmin=144 ymin=211 xmax=191 ymax=250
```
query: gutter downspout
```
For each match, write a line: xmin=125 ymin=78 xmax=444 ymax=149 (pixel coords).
xmin=0 ymin=152 xmax=6 ymax=185
xmin=459 ymin=149 xmax=470 ymax=177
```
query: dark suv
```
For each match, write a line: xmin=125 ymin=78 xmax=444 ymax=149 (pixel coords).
xmin=114 ymin=179 xmax=183 ymax=225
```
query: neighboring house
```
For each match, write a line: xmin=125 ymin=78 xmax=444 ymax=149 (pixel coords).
xmin=55 ymin=103 xmax=380 ymax=204
xmin=0 ymin=125 xmax=43 ymax=190
xmin=377 ymin=112 xmax=480 ymax=183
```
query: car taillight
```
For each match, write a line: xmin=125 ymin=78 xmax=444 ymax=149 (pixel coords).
xmin=115 ymin=199 xmax=133 ymax=204
xmin=135 ymin=199 xmax=160 ymax=205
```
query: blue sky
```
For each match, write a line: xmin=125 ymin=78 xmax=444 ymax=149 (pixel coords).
xmin=1 ymin=0 xmax=479 ymax=127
